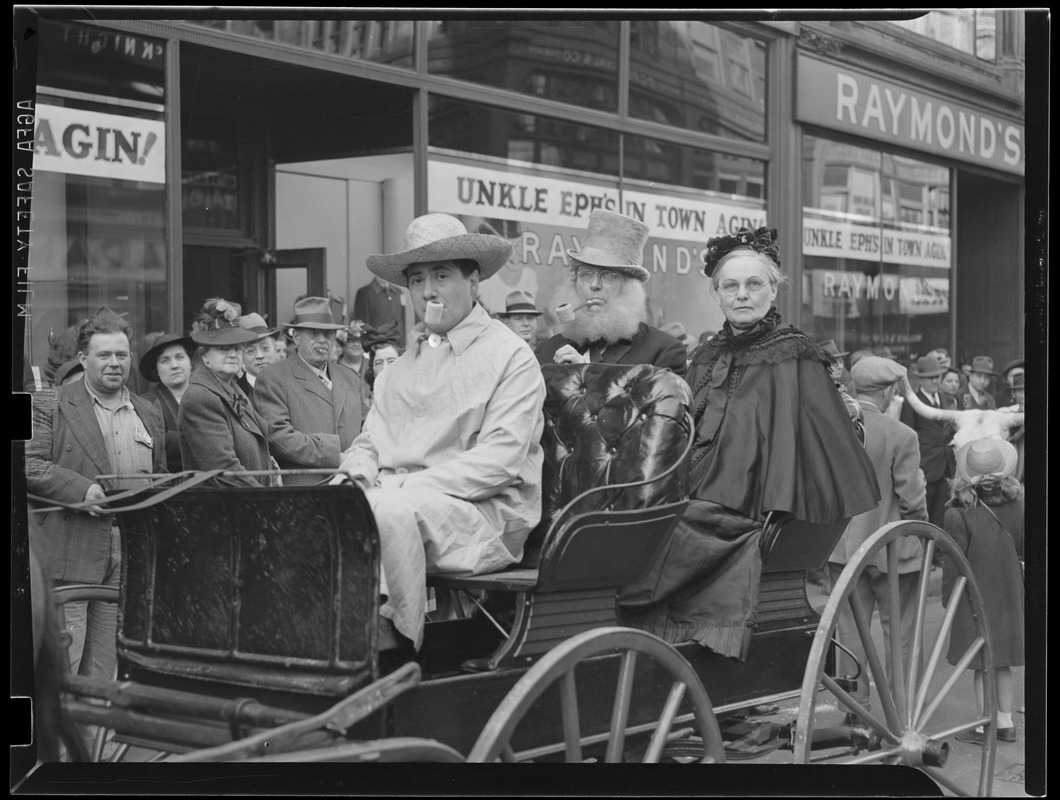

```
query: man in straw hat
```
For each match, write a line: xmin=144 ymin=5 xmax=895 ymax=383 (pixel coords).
xmin=900 ymin=353 xmax=956 ymax=529
xmin=252 ymin=297 xmax=370 ymax=487
xmin=827 ymin=357 xmax=928 ymax=721
xmin=535 ymin=209 xmax=687 ymax=376
xmin=496 ymin=290 xmax=544 ymax=346
xmin=25 ymin=310 xmax=167 ymax=682
xmin=960 ymin=355 xmax=998 ymax=411
xmin=334 ymin=213 xmax=546 ymax=652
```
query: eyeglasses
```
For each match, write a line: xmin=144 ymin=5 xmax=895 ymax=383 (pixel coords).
xmin=576 ymin=267 xmax=621 ymax=285
xmin=717 ymin=278 xmax=770 ymax=296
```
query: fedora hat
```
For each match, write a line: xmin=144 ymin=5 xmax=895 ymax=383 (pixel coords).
xmin=1001 ymin=357 xmax=1024 ymax=378
xmin=969 ymin=355 xmax=997 ymax=376
xmin=1010 ymin=371 xmax=1025 ymax=390
xmin=567 ymin=209 xmax=651 ymax=282
xmin=287 ymin=297 xmax=344 ymax=331
xmin=497 ymin=291 xmax=543 ymax=317
xmin=139 ymin=333 xmax=195 ymax=383
xmin=239 ymin=312 xmax=281 ymax=339
xmin=818 ymin=339 xmax=849 ymax=360
xmin=661 ymin=321 xmax=694 ymax=348
xmin=367 ymin=213 xmax=512 ymax=287
xmin=913 ymin=354 xmax=944 ymax=378
xmin=955 ymin=438 xmax=1018 ymax=484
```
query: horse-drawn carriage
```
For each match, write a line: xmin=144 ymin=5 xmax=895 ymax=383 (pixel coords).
xmin=24 ymin=364 xmax=998 ymax=794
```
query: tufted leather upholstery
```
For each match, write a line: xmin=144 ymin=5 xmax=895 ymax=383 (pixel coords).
xmin=522 ymin=363 xmax=693 ymax=566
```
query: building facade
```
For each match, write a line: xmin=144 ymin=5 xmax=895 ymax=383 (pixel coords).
xmin=16 ymin=12 xmax=1030 ymax=387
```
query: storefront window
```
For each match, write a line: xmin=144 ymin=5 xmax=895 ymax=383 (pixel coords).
xmin=624 ymin=134 xmax=765 ymax=197
xmin=801 ymin=135 xmax=951 ymax=361
xmin=425 ymin=20 xmax=620 ymax=113
xmin=27 ymin=20 xmax=169 ymax=391
xmin=629 ymin=21 xmax=766 ymax=142
xmin=429 ymin=96 xmax=620 ymax=174
xmin=184 ymin=19 xmax=416 ymax=68
xmin=889 ymin=9 xmax=996 ymax=61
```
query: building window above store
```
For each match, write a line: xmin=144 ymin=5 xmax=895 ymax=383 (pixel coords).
xmin=184 ymin=19 xmax=415 ymax=67
xmin=425 ymin=20 xmax=620 ymax=113
xmin=889 ymin=9 xmax=996 ymax=61
xmin=629 ymin=21 xmax=766 ymax=142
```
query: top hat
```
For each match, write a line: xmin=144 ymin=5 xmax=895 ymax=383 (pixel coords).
xmin=287 ymin=297 xmax=345 ymax=331
xmin=139 ymin=333 xmax=195 ymax=383
xmin=239 ymin=312 xmax=281 ymax=339
xmin=497 ymin=291 xmax=544 ymax=317
xmin=913 ymin=355 xmax=944 ymax=378
xmin=818 ymin=339 xmax=849 ymax=360
xmin=367 ymin=214 xmax=512 ymax=287
xmin=955 ymin=438 xmax=1018 ymax=484
xmin=969 ymin=355 xmax=997 ymax=376
xmin=567 ymin=209 xmax=651 ymax=282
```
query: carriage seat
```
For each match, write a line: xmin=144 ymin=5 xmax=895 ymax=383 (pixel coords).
xmin=427 ymin=363 xmax=693 ymax=671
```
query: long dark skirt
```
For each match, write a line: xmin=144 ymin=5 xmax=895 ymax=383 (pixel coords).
xmin=619 ymin=500 xmax=762 ymax=660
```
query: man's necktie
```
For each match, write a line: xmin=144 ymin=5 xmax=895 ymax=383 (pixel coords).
xmin=319 ymin=371 xmax=332 ymax=391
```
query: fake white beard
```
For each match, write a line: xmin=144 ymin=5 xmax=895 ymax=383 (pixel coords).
xmin=556 ymin=279 xmax=648 ymax=346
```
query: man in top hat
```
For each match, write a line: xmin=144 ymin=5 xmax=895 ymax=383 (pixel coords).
xmin=25 ymin=311 xmax=167 ymax=682
xmin=496 ymin=290 xmax=543 ymax=347
xmin=900 ymin=354 xmax=957 ymax=529
xmin=959 ymin=355 xmax=998 ymax=411
xmin=252 ymin=297 xmax=370 ymax=487
xmin=827 ymin=357 xmax=928 ymax=719
xmin=535 ymin=209 xmax=687 ymax=377
xmin=236 ymin=312 xmax=283 ymax=397
xmin=334 ymin=213 xmax=546 ymax=652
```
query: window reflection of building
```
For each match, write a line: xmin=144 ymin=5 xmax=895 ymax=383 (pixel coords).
xmin=889 ymin=9 xmax=996 ymax=61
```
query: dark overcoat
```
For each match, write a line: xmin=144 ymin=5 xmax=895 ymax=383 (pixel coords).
xmin=535 ymin=323 xmax=687 ymax=377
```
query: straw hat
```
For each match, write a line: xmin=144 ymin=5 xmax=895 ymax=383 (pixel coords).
xmin=955 ymin=438 xmax=1018 ymax=484
xmin=287 ymin=297 xmax=345 ymax=331
xmin=139 ymin=333 xmax=195 ymax=383
xmin=367 ymin=213 xmax=512 ymax=286
xmin=497 ymin=291 xmax=543 ymax=317
xmin=567 ymin=209 xmax=650 ymax=282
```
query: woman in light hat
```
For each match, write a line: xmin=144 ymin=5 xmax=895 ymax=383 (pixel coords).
xmin=139 ymin=332 xmax=195 ymax=472
xmin=178 ymin=298 xmax=276 ymax=487
xmin=944 ymin=438 xmax=1024 ymax=746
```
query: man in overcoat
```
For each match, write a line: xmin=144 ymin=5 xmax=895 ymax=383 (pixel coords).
xmin=253 ymin=297 xmax=371 ymax=486
xmin=25 ymin=312 xmax=167 ymax=679
xmin=959 ymin=355 xmax=999 ymax=410
xmin=828 ymin=356 xmax=928 ymax=718
xmin=900 ymin=354 xmax=955 ymax=529
xmin=535 ymin=209 xmax=687 ymax=377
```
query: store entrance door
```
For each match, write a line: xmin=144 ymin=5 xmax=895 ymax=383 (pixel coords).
xmin=263 ymin=248 xmax=326 ymax=328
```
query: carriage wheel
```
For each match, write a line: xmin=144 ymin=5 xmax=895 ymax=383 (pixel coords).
xmin=467 ymin=627 xmax=724 ymax=763
xmin=794 ymin=521 xmax=996 ymax=796
xmin=50 ymin=584 xmax=125 ymax=763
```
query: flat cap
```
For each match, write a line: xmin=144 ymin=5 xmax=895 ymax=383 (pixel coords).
xmin=851 ymin=356 xmax=907 ymax=392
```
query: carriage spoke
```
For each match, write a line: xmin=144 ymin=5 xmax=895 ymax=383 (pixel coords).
xmin=500 ymin=744 xmax=518 ymax=763
xmin=821 ymin=674 xmax=901 ymax=745
xmin=847 ymin=590 xmax=902 ymax=733
xmin=905 ymin=540 xmax=935 ymax=725
xmin=915 ymin=637 xmax=985 ymax=732
xmin=558 ymin=670 xmax=582 ymax=763
xmin=642 ymin=681 xmax=687 ymax=763
xmin=913 ymin=575 xmax=967 ymax=726
xmin=838 ymin=745 xmax=904 ymax=766
xmin=885 ymin=543 xmax=908 ymax=722
xmin=604 ymin=650 xmax=637 ymax=763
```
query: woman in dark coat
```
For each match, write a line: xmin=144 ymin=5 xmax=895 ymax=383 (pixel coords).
xmin=620 ymin=227 xmax=880 ymax=660
xmin=139 ymin=333 xmax=194 ymax=473
xmin=178 ymin=298 xmax=276 ymax=488
xmin=944 ymin=438 xmax=1024 ymax=745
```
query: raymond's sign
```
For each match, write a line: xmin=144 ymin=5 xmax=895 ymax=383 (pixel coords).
xmin=796 ymin=54 xmax=1024 ymax=176
xmin=32 ymin=104 xmax=165 ymax=184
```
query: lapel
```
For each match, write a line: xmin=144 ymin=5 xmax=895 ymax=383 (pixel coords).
xmin=291 ymin=354 xmax=334 ymax=407
xmin=192 ymin=366 xmax=267 ymax=441
xmin=601 ymin=340 xmax=632 ymax=364
xmin=60 ymin=379 xmax=114 ymax=477
xmin=917 ymin=389 xmax=937 ymax=409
